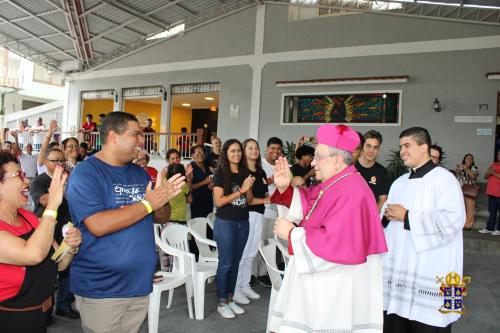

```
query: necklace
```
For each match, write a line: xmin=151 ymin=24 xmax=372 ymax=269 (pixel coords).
xmin=304 ymin=172 xmax=355 ymax=222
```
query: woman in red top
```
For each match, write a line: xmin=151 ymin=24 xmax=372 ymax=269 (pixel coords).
xmin=135 ymin=152 xmax=158 ymax=187
xmin=480 ymin=151 xmax=500 ymax=235
xmin=0 ymin=152 xmax=81 ymax=333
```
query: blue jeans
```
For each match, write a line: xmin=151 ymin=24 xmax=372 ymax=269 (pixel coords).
xmin=214 ymin=217 xmax=249 ymax=303
xmin=486 ymin=195 xmax=500 ymax=231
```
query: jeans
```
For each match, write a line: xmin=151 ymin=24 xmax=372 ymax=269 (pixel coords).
xmin=56 ymin=267 xmax=75 ymax=310
xmin=235 ymin=212 xmax=264 ymax=293
xmin=486 ymin=195 xmax=500 ymax=231
xmin=214 ymin=217 xmax=249 ymax=303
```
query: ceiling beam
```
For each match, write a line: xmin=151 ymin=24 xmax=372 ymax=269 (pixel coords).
xmin=62 ymin=0 xmax=94 ymax=63
xmin=0 ymin=14 xmax=78 ymax=60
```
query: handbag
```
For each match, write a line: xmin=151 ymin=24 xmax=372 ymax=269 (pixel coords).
xmin=461 ymin=184 xmax=480 ymax=199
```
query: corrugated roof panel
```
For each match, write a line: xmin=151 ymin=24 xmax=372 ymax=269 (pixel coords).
xmin=15 ymin=0 xmax=55 ymax=13
xmin=84 ymin=0 xmax=102 ymax=10
xmin=92 ymin=38 xmax=121 ymax=54
xmin=126 ymin=20 xmax=164 ymax=36
xmin=0 ymin=24 xmax=31 ymax=40
xmin=0 ymin=3 xmax=29 ymax=20
xmin=119 ymin=0 xmax=162 ymax=14
xmin=49 ymin=52 xmax=76 ymax=61
xmin=20 ymin=18 xmax=57 ymax=36
xmin=105 ymin=28 xmax=143 ymax=44
xmin=151 ymin=6 xmax=191 ymax=25
xmin=44 ymin=35 xmax=74 ymax=49
xmin=23 ymin=39 xmax=56 ymax=53
xmin=41 ymin=12 xmax=69 ymax=32
xmin=184 ymin=0 xmax=223 ymax=13
xmin=97 ymin=6 xmax=135 ymax=25
xmin=86 ymin=14 xmax=116 ymax=34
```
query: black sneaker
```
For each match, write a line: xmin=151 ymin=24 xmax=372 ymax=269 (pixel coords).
xmin=256 ymin=275 xmax=272 ymax=288
xmin=55 ymin=308 xmax=80 ymax=319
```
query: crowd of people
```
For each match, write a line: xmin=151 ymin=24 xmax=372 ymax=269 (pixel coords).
xmin=0 ymin=111 xmax=499 ymax=333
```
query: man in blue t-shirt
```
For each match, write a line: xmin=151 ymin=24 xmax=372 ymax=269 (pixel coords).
xmin=66 ymin=112 xmax=185 ymax=333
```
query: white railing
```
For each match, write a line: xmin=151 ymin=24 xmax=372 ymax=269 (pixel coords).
xmin=7 ymin=130 xmax=199 ymax=158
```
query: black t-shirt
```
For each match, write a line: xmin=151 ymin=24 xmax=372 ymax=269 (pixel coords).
xmin=29 ymin=172 xmax=71 ymax=243
xmin=355 ymin=161 xmax=390 ymax=201
xmin=213 ymin=168 xmax=249 ymax=220
xmin=248 ymin=169 xmax=268 ymax=214
xmin=205 ymin=152 xmax=220 ymax=170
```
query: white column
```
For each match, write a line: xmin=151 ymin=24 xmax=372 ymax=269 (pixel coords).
xmin=114 ymin=88 xmax=123 ymax=111
xmin=248 ymin=4 xmax=266 ymax=139
xmin=160 ymin=86 xmax=170 ymax=154
xmin=62 ymin=80 xmax=75 ymax=132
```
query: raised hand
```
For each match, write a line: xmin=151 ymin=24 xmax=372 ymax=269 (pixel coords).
xmin=49 ymin=120 xmax=58 ymax=133
xmin=46 ymin=166 xmax=68 ymax=211
xmin=145 ymin=173 xmax=186 ymax=211
xmin=273 ymin=156 xmax=291 ymax=193
xmin=240 ymin=175 xmax=255 ymax=193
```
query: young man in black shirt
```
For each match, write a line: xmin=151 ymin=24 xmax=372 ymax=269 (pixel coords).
xmin=290 ymin=144 xmax=315 ymax=186
xmin=354 ymin=130 xmax=390 ymax=212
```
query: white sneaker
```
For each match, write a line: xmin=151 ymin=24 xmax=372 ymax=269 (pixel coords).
xmin=232 ymin=293 xmax=250 ymax=305
xmin=229 ymin=301 xmax=246 ymax=315
xmin=491 ymin=230 xmax=500 ymax=236
xmin=241 ymin=287 xmax=260 ymax=300
xmin=217 ymin=304 xmax=235 ymax=319
xmin=478 ymin=229 xmax=493 ymax=234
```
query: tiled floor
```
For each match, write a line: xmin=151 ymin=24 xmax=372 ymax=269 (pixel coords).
xmin=48 ymin=248 xmax=500 ymax=333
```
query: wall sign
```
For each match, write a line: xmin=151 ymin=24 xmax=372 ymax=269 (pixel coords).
xmin=477 ymin=128 xmax=493 ymax=136
xmin=454 ymin=116 xmax=493 ymax=123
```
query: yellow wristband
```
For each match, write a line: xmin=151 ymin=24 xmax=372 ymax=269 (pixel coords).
xmin=141 ymin=200 xmax=153 ymax=214
xmin=43 ymin=209 xmax=58 ymax=219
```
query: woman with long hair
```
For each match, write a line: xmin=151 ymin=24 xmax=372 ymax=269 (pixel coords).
xmin=233 ymin=139 xmax=269 ymax=304
xmin=212 ymin=139 xmax=255 ymax=319
xmin=456 ymin=153 xmax=479 ymax=229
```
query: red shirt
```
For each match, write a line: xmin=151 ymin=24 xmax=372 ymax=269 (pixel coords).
xmin=486 ymin=162 xmax=500 ymax=198
xmin=82 ymin=122 xmax=97 ymax=132
xmin=0 ymin=209 xmax=39 ymax=302
xmin=145 ymin=166 xmax=158 ymax=187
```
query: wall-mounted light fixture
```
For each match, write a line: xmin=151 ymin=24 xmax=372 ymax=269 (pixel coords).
xmin=113 ymin=90 xmax=118 ymax=103
xmin=433 ymin=98 xmax=441 ymax=112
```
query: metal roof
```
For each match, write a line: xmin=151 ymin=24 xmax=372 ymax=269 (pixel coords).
xmin=0 ymin=0 xmax=499 ymax=73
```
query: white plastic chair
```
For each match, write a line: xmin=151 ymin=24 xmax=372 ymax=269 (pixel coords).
xmin=153 ymin=224 xmax=169 ymax=271
xmin=148 ymin=233 xmax=195 ymax=333
xmin=162 ymin=223 xmax=218 ymax=320
xmin=187 ymin=217 xmax=218 ymax=263
xmin=259 ymin=239 xmax=286 ymax=333
xmin=206 ymin=212 xmax=215 ymax=229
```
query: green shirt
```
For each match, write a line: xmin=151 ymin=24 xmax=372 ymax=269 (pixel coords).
xmin=169 ymin=183 xmax=190 ymax=222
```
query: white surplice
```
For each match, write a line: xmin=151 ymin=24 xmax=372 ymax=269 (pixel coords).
xmin=269 ymin=189 xmax=384 ymax=333
xmin=381 ymin=166 xmax=465 ymax=327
